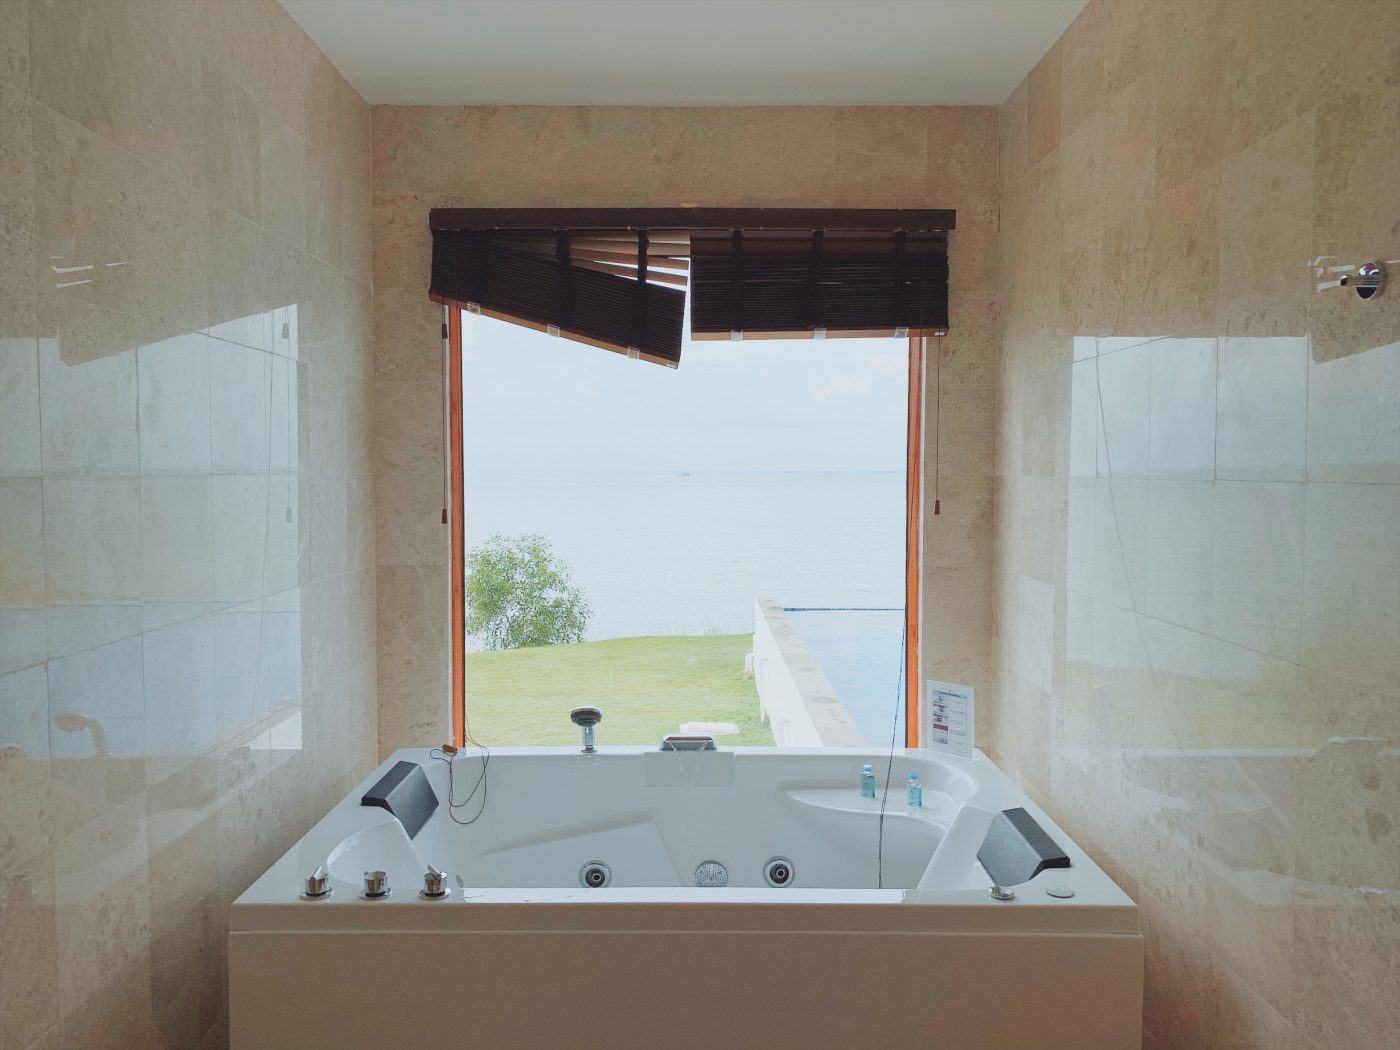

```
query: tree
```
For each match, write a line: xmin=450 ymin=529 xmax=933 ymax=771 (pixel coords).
xmin=465 ymin=533 xmax=591 ymax=650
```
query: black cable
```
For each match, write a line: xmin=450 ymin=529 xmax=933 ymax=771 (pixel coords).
xmin=430 ymin=739 xmax=490 ymax=825
xmin=876 ymin=622 xmax=907 ymax=890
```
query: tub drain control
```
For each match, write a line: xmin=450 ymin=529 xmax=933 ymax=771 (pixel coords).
xmin=420 ymin=865 xmax=449 ymax=900
xmin=362 ymin=870 xmax=391 ymax=899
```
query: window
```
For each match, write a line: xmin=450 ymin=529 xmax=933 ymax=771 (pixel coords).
xmin=436 ymin=209 xmax=950 ymax=749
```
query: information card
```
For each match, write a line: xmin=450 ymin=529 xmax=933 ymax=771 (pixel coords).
xmin=921 ymin=680 xmax=975 ymax=759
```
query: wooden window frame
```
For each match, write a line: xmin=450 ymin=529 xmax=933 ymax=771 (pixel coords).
xmin=905 ymin=333 xmax=923 ymax=747
xmin=447 ymin=318 xmax=924 ymax=749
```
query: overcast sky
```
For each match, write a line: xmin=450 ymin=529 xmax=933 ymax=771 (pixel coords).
xmin=460 ymin=310 xmax=909 ymax=474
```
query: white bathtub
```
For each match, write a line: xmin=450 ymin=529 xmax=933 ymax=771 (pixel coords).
xmin=231 ymin=747 xmax=1142 ymax=1049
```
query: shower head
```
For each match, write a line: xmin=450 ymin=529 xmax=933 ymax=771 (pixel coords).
xmin=53 ymin=711 xmax=110 ymax=757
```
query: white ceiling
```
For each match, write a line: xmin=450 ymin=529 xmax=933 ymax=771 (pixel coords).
xmin=280 ymin=0 xmax=1086 ymax=106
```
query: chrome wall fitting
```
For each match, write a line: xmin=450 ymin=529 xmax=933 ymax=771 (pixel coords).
xmin=989 ymin=884 xmax=1016 ymax=901
xmin=301 ymin=865 xmax=332 ymax=900
xmin=420 ymin=865 xmax=449 ymax=900
xmin=1340 ymin=261 xmax=1386 ymax=300
xmin=362 ymin=870 xmax=391 ymax=899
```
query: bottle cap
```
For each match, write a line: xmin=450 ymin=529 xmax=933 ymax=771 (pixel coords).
xmin=908 ymin=772 xmax=919 ymax=780
xmin=862 ymin=764 xmax=873 ymax=772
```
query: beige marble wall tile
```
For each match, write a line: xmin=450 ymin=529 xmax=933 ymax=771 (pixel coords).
xmin=737 ymin=107 xmax=837 ymax=201
xmin=27 ymin=0 xmax=128 ymax=140
xmin=303 ymin=145 xmax=344 ymax=270
xmin=650 ymin=108 xmax=746 ymax=202
xmin=120 ymin=0 xmax=204 ymax=190
xmin=374 ymin=564 xmax=448 ymax=752
xmin=2 ymin=7 xmax=374 ymax=1046
xmin=372 ymin=106 xmax=469 ymax=196
xmin=1218 ymin=113 xmax=1314 ymax=337
xmin=834 ymin=106 xmax=927 ymax=200
xmin=1026 ymin=43 xmax=1062 ymax=169
xmin=0 ymin=0 xmax=28 ymax=88
xmin=925 ymin=107 xmax=998 ymax=208
xmin=1153 ymin=30 xmax=1232 ymax=198
xmin=373 ymin=473 xmax=447 ymax=568
xmin=201 ymin=62 xmax=260 ymax=224
xmin=998 ymin=5 xmax=1399 ymax=1046
xmin=308 ymin=53 xmax=370 ymax=189
xmin=146 ymin=757 xmax=224 ymax=1050
xmin=1058 ymin=3 xmax=1105 ymax=141
xmin=0 ymin=663 xmax=52 ymax=871
xmin=0 ymin=77 xmax=36 ymax=342
xmin=31 ymin=103 xmax=139 ymax=323
xmin=0 ymin=846 xmax=57 ymax=1048
xmin=259 ymin=115 xmax=307 ymax=251
xmin=1291 ymin=888 xmax=1400 ymax=1050
xmin=369 ymin=379 xmax=443 ymax=475
xmin=205 ymin=207 xmax=268 ymax=350
xmin=373 ymin=285 xmax=443 ymax=382
xmin=52 ymin=794 xmax=154 ymax=1046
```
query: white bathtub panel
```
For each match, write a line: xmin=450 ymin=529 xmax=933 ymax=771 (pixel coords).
xmin=230 ymin=927 xmax=1143 ymax=1050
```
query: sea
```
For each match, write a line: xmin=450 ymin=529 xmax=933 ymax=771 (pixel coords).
xmin=463 ymin=469 xmax=905 ymax=639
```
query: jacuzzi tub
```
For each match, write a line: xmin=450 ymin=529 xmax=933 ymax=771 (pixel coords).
xmin=230 ymin=747 xmax=1142 ymax=1050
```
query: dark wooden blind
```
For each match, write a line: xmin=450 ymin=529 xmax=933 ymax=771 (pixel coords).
xmin=430 ymin=229 xmax=689 ymax=367
xmin=429 ymin=208 xmax=954 ymax=367
xmin=688 ymin=229 xmax=949 ymax=339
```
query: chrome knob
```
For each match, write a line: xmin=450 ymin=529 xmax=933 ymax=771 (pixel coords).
xmin=301 ymin=865 xmax=331 ymax=900
xmin=420 ymin=865 xmax=449 ymax=900
xmin=362 ymin=870 xmax=390 ymax=899
xmin=989 ymin=884 xmax=1016 ymax=901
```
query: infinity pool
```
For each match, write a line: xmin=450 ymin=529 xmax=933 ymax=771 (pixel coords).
xmin=783 ymin=607 xmax=904 ymax=746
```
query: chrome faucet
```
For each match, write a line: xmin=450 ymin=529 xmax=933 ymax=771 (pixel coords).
xmin=570 ymin=706 xmax=602 ymax=752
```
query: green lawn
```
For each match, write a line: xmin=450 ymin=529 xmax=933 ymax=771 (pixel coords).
xmin=463 ymin=634 xmax=775 ymax=747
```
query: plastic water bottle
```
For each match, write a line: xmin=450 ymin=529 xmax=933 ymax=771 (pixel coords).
xmin=906 ymin=771 xmax=922 ymax=808
xmin=860 ymin=764 xmax=876 ymax=799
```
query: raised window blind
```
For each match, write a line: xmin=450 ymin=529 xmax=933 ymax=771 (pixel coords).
xmin=688 ymin=228 xmax=948 ymax=340
xmin=429 ymin=208 xmax=954 ymax=367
